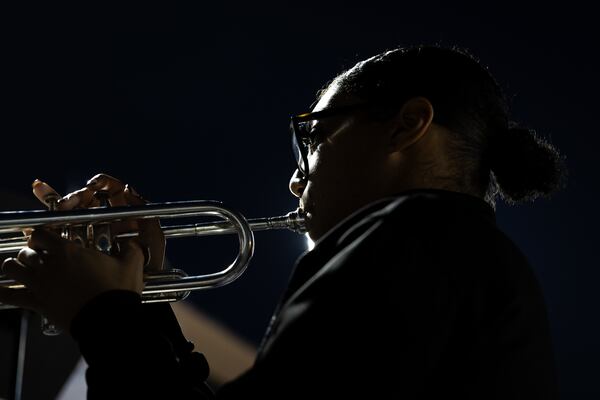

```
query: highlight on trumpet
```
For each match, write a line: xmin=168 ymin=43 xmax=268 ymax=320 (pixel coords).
xmin=0 ymin=200 xmax=306 ymax=306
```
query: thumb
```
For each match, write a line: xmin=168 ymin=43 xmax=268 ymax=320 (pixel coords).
xmin=116 ymin=239 xmax=147 ymax=269
xmin=114 ymin=240 xmax=146 ymax=295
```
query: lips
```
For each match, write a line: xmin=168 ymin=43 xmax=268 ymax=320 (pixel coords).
xmin=299 ymin=203 xmax=311 ymax=215
xmin=298 ymin=203 xmax=312 ymax=224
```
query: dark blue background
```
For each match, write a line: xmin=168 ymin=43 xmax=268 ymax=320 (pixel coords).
xmin=1 ymin=2 xmax=597 ymax=398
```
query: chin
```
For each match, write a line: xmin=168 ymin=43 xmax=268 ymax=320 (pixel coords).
xmin=304 ymin=225 xmax=319 ymax=243
xmin=303 ymin=211 xmax=337 ymax=243
xmin=305 ymin=224 xmax=327 ymax=243
xmin=304 ymin=233 xmax=316 ymax=250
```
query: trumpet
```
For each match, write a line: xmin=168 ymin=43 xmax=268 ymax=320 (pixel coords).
xmin=0 ymin=200 xmax=307 ymax=306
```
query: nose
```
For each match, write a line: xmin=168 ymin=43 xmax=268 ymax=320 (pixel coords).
xmin=289 ymin=169 xmax=306 ymax=198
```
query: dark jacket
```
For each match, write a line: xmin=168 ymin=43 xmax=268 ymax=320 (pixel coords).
xmin=71 ymin=189 xmax=560 ymax=399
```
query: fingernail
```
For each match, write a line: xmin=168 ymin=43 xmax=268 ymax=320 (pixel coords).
xmin=32 ymin=179 xmax=43 ymax=188
xmin=57 ymin=195 xmax=80 ymax=208
xmin=143 ymin=246 xmax=151 ymax=267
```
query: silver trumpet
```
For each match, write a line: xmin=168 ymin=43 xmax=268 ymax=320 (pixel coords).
xmin=0 ymin=200 xmax=306 ymax=306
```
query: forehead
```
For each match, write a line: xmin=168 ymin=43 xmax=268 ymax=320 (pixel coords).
xmin=312 ymin=83 xmax=339 ymax=112
xmin=312 ymin=79 xmax=357 ymax=113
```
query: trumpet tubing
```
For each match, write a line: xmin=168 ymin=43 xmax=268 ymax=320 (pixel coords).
xmin=0 ymin=200 xmax=306 ymax=305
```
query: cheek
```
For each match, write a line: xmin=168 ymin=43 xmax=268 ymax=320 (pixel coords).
xmin=315 ymin=146 xmax=386 ymax=202
xmin=307 ymin=148 xmax=355 ymax=198
xmin=315 ymin=143 xmax=369 ymax=183
xmin=306 ymin=147 xmax=329 ymax=180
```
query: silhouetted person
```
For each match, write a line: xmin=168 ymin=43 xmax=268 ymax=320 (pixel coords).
xmin=0 ymin=44 xmax=566 ymax=399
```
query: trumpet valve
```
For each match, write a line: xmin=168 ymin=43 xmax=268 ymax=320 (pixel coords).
xmin=91 ymin=190 xmax=113 ymax=253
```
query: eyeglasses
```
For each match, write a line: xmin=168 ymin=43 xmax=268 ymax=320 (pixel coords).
xmin=290 ymin=102 xmax=371 ymax=183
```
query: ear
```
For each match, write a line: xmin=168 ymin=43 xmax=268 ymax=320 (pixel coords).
xmin=388 ymin=96 xmax=434 ymax=153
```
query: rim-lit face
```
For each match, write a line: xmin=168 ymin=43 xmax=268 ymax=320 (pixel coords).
xmin=289 ymin=83 xmax=397 ymax=242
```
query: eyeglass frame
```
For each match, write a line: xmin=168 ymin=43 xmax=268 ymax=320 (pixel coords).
xmin=290 ymin=102 xmax=374 ymax=184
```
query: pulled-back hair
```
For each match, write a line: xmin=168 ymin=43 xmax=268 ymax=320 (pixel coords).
xmin=322 ymin=44 xmax=568 ymax=208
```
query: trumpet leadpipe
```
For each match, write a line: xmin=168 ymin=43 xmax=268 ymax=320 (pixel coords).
xmin=120 ymin=210 xmax=306 ymax=239
xmin=0 ymin=201 xmax=306 ymax=310
xmin=0 ymin=203 xmax=306 ymax=254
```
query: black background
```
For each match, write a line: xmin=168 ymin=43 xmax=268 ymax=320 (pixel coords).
xmin=1 ymin=2 xmax=598 ymax=398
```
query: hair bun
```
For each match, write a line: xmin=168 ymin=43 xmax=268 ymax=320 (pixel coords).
xmin=488 ymin=122 xmax=568 ymax=204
